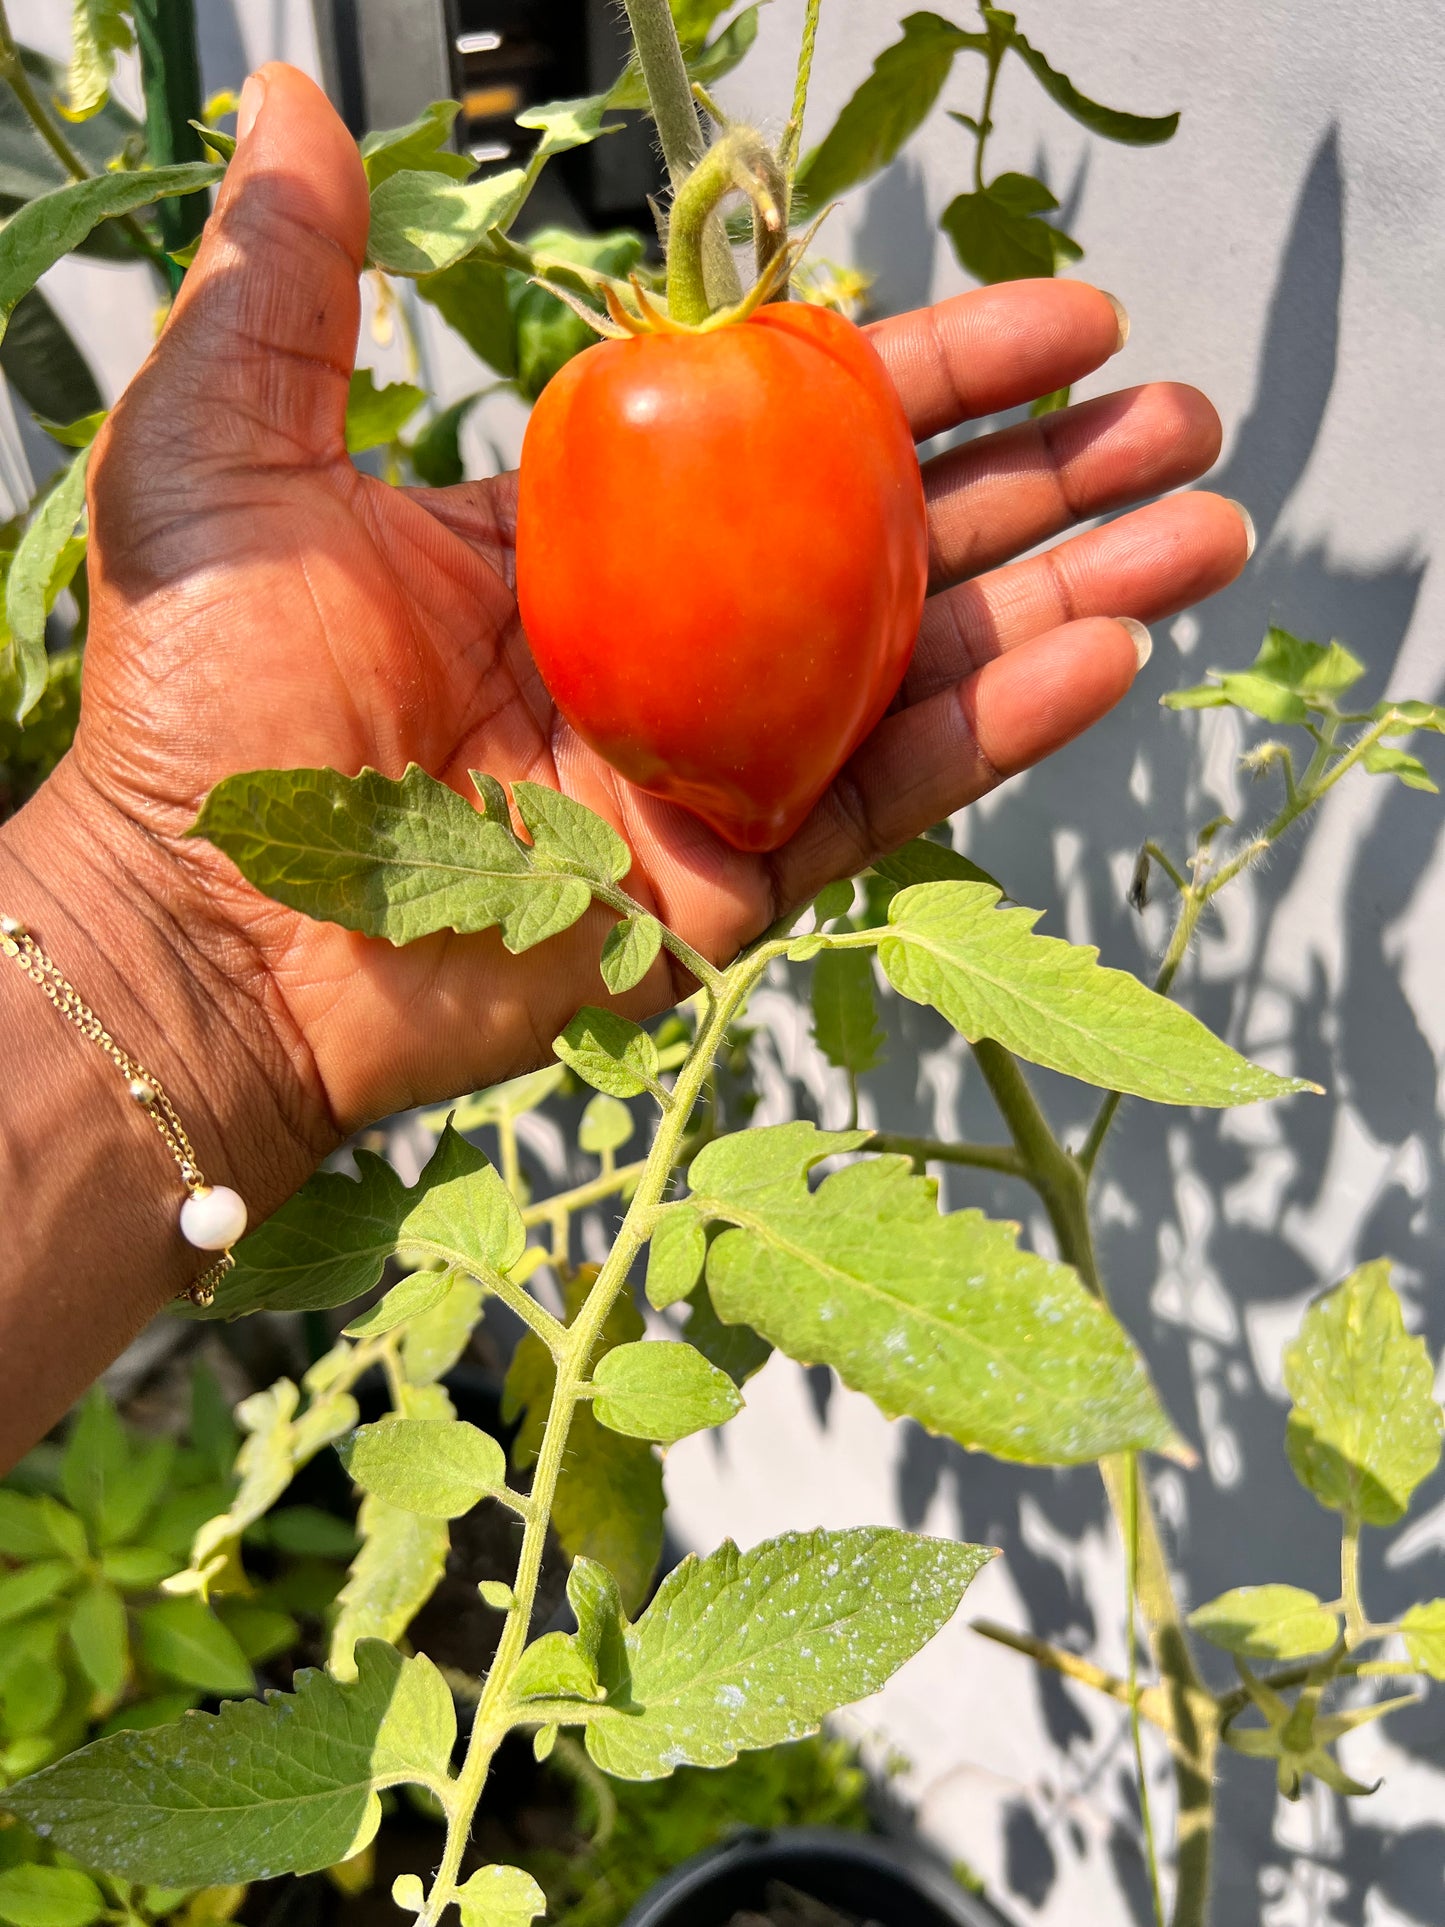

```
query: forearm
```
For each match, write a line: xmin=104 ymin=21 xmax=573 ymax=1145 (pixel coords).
xmin=0 ymin=758 xmax=334 ymax=1464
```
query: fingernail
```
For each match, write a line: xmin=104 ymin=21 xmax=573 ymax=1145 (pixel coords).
xmin=1118 ymin=617 xmax=1152 ymax=670
xmin=1225 ymin=498 xmax=1257 ymax=561
xmin=1101 ymin=291 xmax=1130 ymax=353
xmin=237 ymin=71 xmax=267 ymax=144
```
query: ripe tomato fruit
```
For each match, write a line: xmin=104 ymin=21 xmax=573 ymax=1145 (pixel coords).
xmin=516 ymin=302 xmax=928 ymax=852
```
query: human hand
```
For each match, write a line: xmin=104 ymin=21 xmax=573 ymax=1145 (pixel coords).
xmin=55 ymin=62 xmax=1249 ymax=1145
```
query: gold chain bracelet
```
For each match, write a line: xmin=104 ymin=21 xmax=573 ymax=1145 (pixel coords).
xmin=1 ymin=913 xmax=244 ymax=1309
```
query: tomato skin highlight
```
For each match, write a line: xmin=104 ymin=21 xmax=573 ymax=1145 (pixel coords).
xmin=515 ymin=302 xmax=928 ymax=851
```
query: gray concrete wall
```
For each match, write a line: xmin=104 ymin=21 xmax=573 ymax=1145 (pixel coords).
xmin=13 ymin=3 xmax=1445 ymax=1920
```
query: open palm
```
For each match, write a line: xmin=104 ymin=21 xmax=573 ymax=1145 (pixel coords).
xmin=71 ymin=65 xmax=1247 ymax=1134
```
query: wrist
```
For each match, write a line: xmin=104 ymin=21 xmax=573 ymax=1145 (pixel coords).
xmin=0 ymin=756 xmax=338 ymax=1302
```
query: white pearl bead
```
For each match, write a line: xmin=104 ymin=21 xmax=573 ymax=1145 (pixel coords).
xmin=179 ymin=1185 xmax=247 ymax=1251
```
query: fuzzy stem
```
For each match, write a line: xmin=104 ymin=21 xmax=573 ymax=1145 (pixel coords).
xmin=419 ymin=957 xmax=771 ymax=1924
xmin=665 ymin=127 xmax=787 ymax=325
xmin=620 ymin=0 xmax=741 ymax=308
xmin=868 ymin=1131 xmax=1029 ymax=1181
xmin=781 ymin=0 xmax=823 ymax=179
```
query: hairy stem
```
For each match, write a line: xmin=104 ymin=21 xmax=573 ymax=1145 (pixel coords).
xmin=620 ymin=0 xmax=741 ymax=309
xmin=665 ymin=126 xmax=787 ymax=325
xmin=971 ymin=1041 xmax=1101 ymax=1295
xmin=868 ymin=1131 xmax=1029 ymax=1181
xmin=781 ymin=0 xmax=823 ymax=179
xmin=1341 ymin=1516 xmax=1367 ymax=1647
xmin=420 ymin=958 xmax=770 ymax=1923
xmin=1128 ymin=1453 xmax=1168 ymax=1927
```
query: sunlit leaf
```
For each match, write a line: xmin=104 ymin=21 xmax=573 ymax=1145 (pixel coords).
xmin=1005 ymin=20 xmax=1179 ymax=144
xmin=329 ymin=1496 xmax=450 ymax=1683
xmin=61 ymin=0 xmax=135 ymax=122
xmin=600 ymin=912 xmax=663 ymax=994
xmin=1401 ymin=1600 xmax=1445 ymax=1680
xmin=554 ymin=1008 xmax=662 ymax=1100
xmin=338 ymin=1419 xmax=508 ymax=1520
xmin=366 ymin=166 xmax=528 ymax=276
xmin=592 ymin=1341 xmax=742 ymax=1445
xmin=3 ymin=445 xmax=90 ymax=722
xmin=345 ymin=368 xmax=425 ymax=453
xmin=360 ymin=101 xmax=474 ymax=188
xmin=1189 ymin=1584 xmax=1340 ymax=1660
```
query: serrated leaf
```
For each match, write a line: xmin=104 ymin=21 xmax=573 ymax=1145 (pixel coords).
xmin=1006 ymin=24 xmax=1178 ymax=144
xmin=691 ymin=1125 xmax=1175 ymax=1464
xmin=1252 ymin=627 xmax=1365 ymax=696
xmin=568 ymin=1558 xmax=627 ymax=1686
xmin=0 ymin=1866 xmax=106 ymax=1927
xmin=1283 ymin=1259 xmax=1442 ymax=1526
xmin=68 ymin=1580 xmax=129 ymax=1701
xmin=3 ymin=445 xmax=90 ymax=722
xmin=585 ymin=1528 xmax=991 ymax=1779
xmin=344 ymin=368 xmax=425 ymax=454
xmin=515 ymin=95 xmax=623 ymax=163
xmin=329 ymin=1497 xmax=450 ymax=1681
xmin=880 ymin=881 xmax=1316 ymax=1106
xmin=338 ymin=1419 xmax=507 ymax=1520
xmin=555 ymin=1007 xmax=661 ymax=1099
xmin=1401 ymin=1600 xmax=1445 ymax=1680
xmin=504 ymin=1279 xmax=663 ymax=1613
xmin=455 ymin=1865 xmax=546 ymax=1927
xmin=137 ymin=1596 xmax=253 ymax=1696
xmin=579 ymin=1093 xmax=635 ymax=1155
xmin=796 ymin=13 xmax=986 ymax=211
xmin=0 ymin=165 xmax=221 ymax=347
xmin=1188 ymin=1584 xmax=1340 ymax=1660
xmin=192 ymin=763 xmax=595 ymax=954
xmin=512 ymin=780 xmax=630 ymax=884
xmin=645 ymin=1208 xmax=707 ymax=1311
xmin=417 ymin=258 xmax=516 ymax=377
xmin=1361 ymin=743 xmax=1437 ymax=792
xmin=342 ymin=1268 xmax=453 ymax=1338
xmin=811 ymin=949 xmax=885 ymax=1074
xmin=201 ymin=1125 xmax=522 ymax=1317
xmin=1374 ymin=699 xmax=1445 ymax=736
xmin=360 ymin=101 xmax=474 ymax=189
xmin=367 ymin=165 xmax=529 ymax=275
xmin=600 ymin=913 xmax=663 ymax=994
xmin=3 ymin=1643 xmax=454 ymax=1883
xmin=942 ymin=173 xmax=1081 ymax=285
xmin=592 ymin=1342 xmax=742 ymax=1445
xmin=871 ymin=836 xmax=1003 ymax=901
xmin=1212 ymin=672 xmax=1310 ymax=725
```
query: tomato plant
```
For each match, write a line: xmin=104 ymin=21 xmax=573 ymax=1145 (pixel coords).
xmin=518 ymin=301 xmax=927 ymax=850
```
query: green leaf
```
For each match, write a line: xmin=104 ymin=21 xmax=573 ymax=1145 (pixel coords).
xmin=1283 ymin=1259 xmax=1443 ymax=1526
xmin=600 ymin=913 xmax=663 ymax=994
xmin=515 ymin=95 xmax=624 ymax=163
xmin=579 ymin=1093 xmax=636 ymax=1155
xmin=555 ymin=1008 xmax=662 ymax=1100
xmin=1 ymin=289 xmax=102 ymax=427
xmin=0 ymin=1562 xmax=74 ymax=1625
xmin=344 ymin=368 xmax=425 ymax=454
xmin=59 ymin=1383 xmax=124 ymax=1535
xmin=329 ymin=1496 xmax=450 ymax=1682
xmin=98 ymin=1545 xmax=176 ymax=1589
xmin=97 ymin=1691 xmax=196 ymax=1737
xmin=0 ymin=165 xmax=221 ymax=346
xmin=0 ymin=51 xmax=137 ymax=257
xmin=0 ymin=1646 xmax=65 ymax=1736
xmin=585 ymin=1528 xmax=991 ymax=1778
xmin=796 ymin=13 xmax=986 ymax=211
xmin=409 ymin=392 xmax=486 ymax=488
xmin=592 ymin=1342 xmax=742 ymax=1445
xmin=511 ymin=1631 xmax=600 ymax=1703
xmin=338 ymin=1419 xmax=507 ymax=1519
xmin=3 ymin=1643 xmax=455 ymax=1884
xmin=1164 ymin=630 xmax=1367 ymax=718
xmin=360 ymin=101 xmax=474 ymax=189
xmin=1361 ymin=743 xmax=1437 ymax=792
xmin=512 ymin=779 xmax=631 ymax=885
xmin=192 ymin=763 xmax=598 ymax=953
xmin=0 ymin=1493 xmax=85 ymax=1562
xmin=417 ymin=258 xmax=516 ymax=376
xmin=1374 ymin=698 xmax=1445 ymax=736
xmin=683 ymin=1278 xmax=773 ymax=1388
xmin=879 ymin=880 xmax=1317 ymax=1105
xmin=264 ymin=1505 xmax=360 ymax=1557
xmin=216 ymin=1600 xmax=299 ymax=1665
xmin=428 ymin=1065 xmax=567 ymax=1135
xmin=455 ymin=1865 xmax=546 ymax=1927
xmin=1006 ymin=24 xmax=1179 ymax=144
xmin=691 ymin=1124 xmax=1176 ymax=1464
xmin=3 ymin=446 xmax=90 ymax=722
xmin=202 ymin=1123 xmax=521 ymax=1318
xmin=870 ymin=836 xmax=1002 ymax=902
xmin=1210 ymin=672 xmax=1309 ymax=725
xmin=509 ymin=225 xmax=647 ymax=401
xmin=941 ymin=173 xmax=1081 ymax=285
xmin=504 ymin=1280 xmax=663 ymax=1613
xmin=1188 ymin=1585 xmax=1341 ymax=1661
xmin=645 ymin=1208 xmax=707 ymax=1312
xmin=342 ymin=1268 xmax=453 ymax=1338
xmin=568 ymin=1558 xmax=627 ymax=1686
xmin=0 ymin=1865 xmax=106 ymax=1927
xmin=366 ymin=166 xmax=528 ymax=276
xmin=137 ymin=1597 xmax=253 ymax=1696
xmin=1401 ymin=1600 xmax=1445 ymax=1680
xmin=401 ymin=1277 xmax=485 ymax=1386
xmin=811 ymin=949 xmax=885 ymax=1075
xmin=68 ymin=1580 xmax=129 ymax=1701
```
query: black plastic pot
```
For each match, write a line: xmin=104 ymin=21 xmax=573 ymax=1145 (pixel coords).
xmin=620 ymin=1826 xmax=1014 ymax=1927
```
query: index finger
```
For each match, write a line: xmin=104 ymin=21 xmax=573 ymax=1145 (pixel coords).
xmin=867 ymin=279 xmax=1129 ymax=442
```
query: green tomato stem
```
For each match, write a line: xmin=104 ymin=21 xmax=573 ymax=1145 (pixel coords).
xmin=665 ymin=127 xmax=787 ymax=326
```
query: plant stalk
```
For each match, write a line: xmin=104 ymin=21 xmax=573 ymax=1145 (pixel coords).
xmin=781 ymin=0 xmax=823 ymax=179
xmin=132 ymin=0 xmax=208 ymax=281
xmin=620 ymin=0 xmax=742 ymax=309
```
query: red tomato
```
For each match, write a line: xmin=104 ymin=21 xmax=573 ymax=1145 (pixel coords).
xmin=515 ymin=302 xmax=928 ymax=852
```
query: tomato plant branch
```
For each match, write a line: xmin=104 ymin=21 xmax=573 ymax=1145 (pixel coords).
xmin=781 ymin=0 xmax=824 ymax=180
xmin=972 ymin=1618 xmax=1171 ymax=1728
xmin=665 ymin=126 xmax=786 ymax=325
xmin=971 ymin=1040 xmax=1100 ymax=1296
xmin=1127 ymin=1452 xmax=1169 ymax=1927
xmin=867 ymin=1131 xmax=1029 ymax=1181
xmin=417 ymin=946 xmax=771 ymax=1925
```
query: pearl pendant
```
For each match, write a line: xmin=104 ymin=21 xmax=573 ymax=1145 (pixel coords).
xmin=179 ymin=1184 xmax=247 ymax=1251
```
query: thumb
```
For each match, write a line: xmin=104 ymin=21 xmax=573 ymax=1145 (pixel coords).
xmin=129 ymin=63 xmax=368 ymax=467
